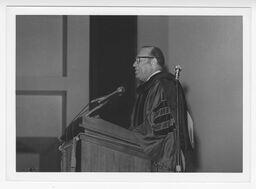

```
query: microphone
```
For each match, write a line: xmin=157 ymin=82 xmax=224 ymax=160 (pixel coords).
xmin=92 ymin=86 xmax=125 ymax=104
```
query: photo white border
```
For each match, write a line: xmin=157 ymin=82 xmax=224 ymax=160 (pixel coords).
xmin=1 ymin=0 xmax=256 ymax=188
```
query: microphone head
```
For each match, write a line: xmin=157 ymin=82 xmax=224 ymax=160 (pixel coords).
xmin=117 ymin=86 xmax=125 ymax=94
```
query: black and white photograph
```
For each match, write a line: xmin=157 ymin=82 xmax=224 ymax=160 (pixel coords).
xmin=15 ymin=14 xmax=243 ymax=173
xmin=1 ymin=0 xmax=256 ymax=188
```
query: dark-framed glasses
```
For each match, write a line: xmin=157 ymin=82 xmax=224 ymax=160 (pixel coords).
xmin=135 ymin=56 xmax=154 ymax=64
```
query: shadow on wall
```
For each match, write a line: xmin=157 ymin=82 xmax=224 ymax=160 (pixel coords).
xmin=183 ymin=84 xmax=201 ymax=172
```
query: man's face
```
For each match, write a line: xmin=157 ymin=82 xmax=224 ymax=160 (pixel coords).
xmin=133 ymin=48 xmax=154 ymax=82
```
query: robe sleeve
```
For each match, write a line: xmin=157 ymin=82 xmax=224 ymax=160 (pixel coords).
xmin=132 ymin=83 xmax=177 ymax=167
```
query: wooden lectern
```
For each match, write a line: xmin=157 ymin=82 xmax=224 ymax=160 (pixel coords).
xmin=59 ymin=117 xmax=152 ymax=172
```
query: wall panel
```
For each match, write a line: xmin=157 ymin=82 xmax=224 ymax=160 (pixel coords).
xmin=16 ymin=15 xmax=90 ymax=171
xmin=16 ymin=92 xmax=64 ymax=137
xmin=16 ymin=16 xmax=63 ymax=77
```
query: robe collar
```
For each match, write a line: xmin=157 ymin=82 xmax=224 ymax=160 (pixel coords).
xmin=136 ymin=71 xmax=169 ymax=94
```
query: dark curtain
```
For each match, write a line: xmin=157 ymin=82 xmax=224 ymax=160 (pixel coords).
xmin=89 ymin=16 xmax=137 ymax=129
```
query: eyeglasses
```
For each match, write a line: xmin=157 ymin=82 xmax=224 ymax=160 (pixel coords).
xmin=135 ymin=56 xmax=155 ymax=64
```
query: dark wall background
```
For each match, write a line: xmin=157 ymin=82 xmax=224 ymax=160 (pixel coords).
xmin=89 ymin=16 xmax=137 ymax=129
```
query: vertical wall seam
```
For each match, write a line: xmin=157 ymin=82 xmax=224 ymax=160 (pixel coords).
xmin=62 ymin=15 xmax=68 ymax=77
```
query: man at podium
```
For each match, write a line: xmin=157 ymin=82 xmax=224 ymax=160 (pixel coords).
xmin=130 ymin=46 xmax=193 ymax=172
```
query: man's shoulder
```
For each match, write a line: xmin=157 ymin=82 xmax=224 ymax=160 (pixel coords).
xmin=157 ymin=72 xmax=176 ymax=87
xmin=146 ymin=72 xmax=176 ymax=92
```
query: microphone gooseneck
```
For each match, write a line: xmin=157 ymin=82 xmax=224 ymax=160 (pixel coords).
xmin=92 ymin=86 xmax=126 ymax=104
xmin=85 ymin=86 xmax=126 ymax=117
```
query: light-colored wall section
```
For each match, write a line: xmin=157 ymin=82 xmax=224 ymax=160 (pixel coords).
xmin=137 ymin=16 xmax=242 ymax=172
xmin=168 ymin=16 xmax=242 ymax=172
xmin=66 ymin=16 xmax=90 ymax=124
xmin=16 ymin=15 xmax=90 ymax=172
xmin=16 ymin=16 xmax=89 ymax=128
xmin=16 ymin=95 xmax=62 ymax=137
xmin=16 ymin=16 xmax=90 ymax=134
xmin=16 ymin=16 xmax=63 ymax=77
xmin=137 ymin=16 xmax=170 ymax=66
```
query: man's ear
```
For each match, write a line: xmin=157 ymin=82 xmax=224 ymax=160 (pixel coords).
xmin=151 ymin=58 xmax=158 ymax=67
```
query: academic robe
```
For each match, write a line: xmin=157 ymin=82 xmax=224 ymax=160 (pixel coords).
xmin=130 ymin=71 xmax=193 ymax=172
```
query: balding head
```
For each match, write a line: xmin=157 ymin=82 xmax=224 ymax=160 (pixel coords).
xmin=142 ymin=46 xmax=167 ymax=71
xmin=133 ymin=46 xmax=166 ymax=82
